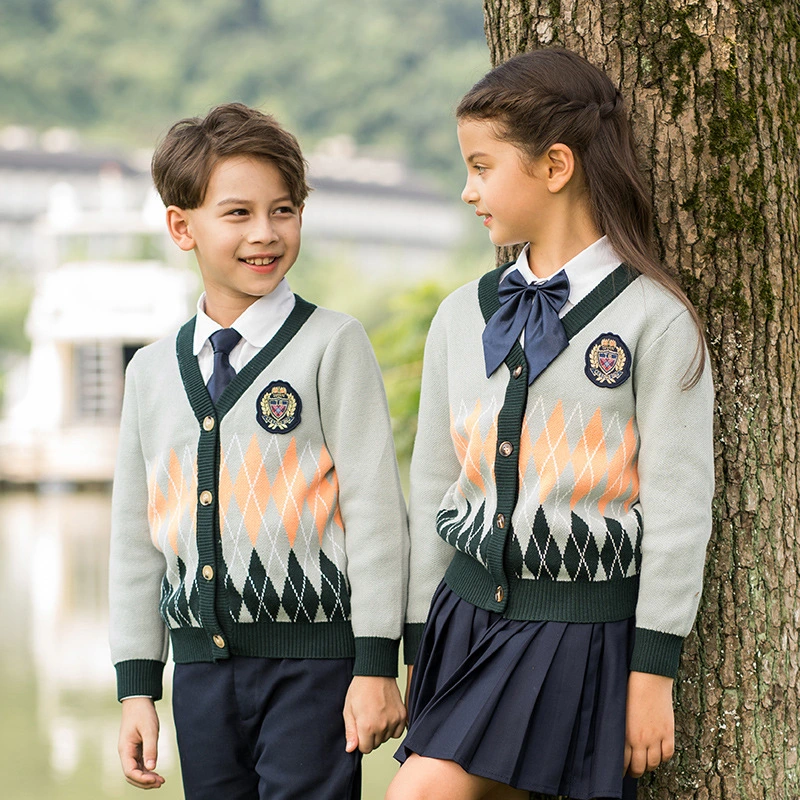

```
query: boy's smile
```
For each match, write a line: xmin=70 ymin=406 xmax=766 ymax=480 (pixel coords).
xmin=167 ymin=155 xmax=303 ymax=325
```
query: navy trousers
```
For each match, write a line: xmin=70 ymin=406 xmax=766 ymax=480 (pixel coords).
xmin=172 ymin=656 xmax=361 ymax=800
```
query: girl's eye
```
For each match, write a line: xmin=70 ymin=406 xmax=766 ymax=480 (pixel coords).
xmin=228 ymin=208 xmax=248 ymax=216
xmin=475 ymin=165 xmax=487 ymax=174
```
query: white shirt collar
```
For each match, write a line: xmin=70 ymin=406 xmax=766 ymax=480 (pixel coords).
xmin=509 ymin=236 xmax=622 ymax=306
xmin=192 ymin=278 xmax=295 ymax=355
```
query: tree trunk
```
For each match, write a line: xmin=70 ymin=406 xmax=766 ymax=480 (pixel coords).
xmin=480 ymin=2 xmax=800 ymax=797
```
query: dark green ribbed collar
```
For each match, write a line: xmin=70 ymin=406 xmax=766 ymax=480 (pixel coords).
xmin=175 ymin=295 xmax=316 ymax=423
xmin=478 ymin=261 xmax=639 ymax=340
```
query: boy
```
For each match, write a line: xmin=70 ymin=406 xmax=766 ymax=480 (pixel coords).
xmin=109 ymin=103 xmax=409 ymax=798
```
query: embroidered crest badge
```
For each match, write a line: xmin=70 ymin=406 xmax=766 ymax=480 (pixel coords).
xmin=256 ymin=381 xmax=302 ymax=433
xmin=585 ymin=333 xmax=632 ymax=388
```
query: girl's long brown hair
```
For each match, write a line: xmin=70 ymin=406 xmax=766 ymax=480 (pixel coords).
xmin=457 ymin=48 xmax=705 ymax=386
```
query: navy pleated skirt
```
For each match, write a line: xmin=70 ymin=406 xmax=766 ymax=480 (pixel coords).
xmin=396 ymin=581 xmax=638 ymax=800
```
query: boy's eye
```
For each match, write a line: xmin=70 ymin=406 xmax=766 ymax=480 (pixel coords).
xmin=228 ymin=208 xmax=249 ymax=216
xmin=274 ymin=206 xmax=295 ymax=215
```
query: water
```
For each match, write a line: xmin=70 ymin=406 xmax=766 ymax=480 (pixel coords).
xmin=0 ymin=490 xmax=401 ymax=799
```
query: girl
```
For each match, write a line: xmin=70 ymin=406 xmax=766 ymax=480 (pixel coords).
xmin=388 ymin=48 xmax=714 ymax=800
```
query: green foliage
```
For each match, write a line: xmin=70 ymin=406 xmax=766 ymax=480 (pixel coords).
xmin=0 ymin=278 xmax=33 ymax=354
xmin=286 ymin=250 xmax=461 ymax=472
xmin=0 ymin=276 xmax=34 ymax=403
xmin=370 ymin=282 xmax=450 ymax=468
xmin=0 ymin=0 xmax=489 ymax=185
xmin=285 ymin=251 xmax=389 ymax=331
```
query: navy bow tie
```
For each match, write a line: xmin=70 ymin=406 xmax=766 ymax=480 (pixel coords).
xmin=207 ymin=328 xmax=242 ymax=403
xmin=482 ymin=269 xmax=570 ymax=384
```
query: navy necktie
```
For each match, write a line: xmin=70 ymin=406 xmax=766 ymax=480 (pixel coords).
xmin=482 ymin=269 xmax=570 ymax=385
xmin=207 ymin=328 xmax=242 ymax=403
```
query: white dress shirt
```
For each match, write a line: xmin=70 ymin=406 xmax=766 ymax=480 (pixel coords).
xmin=193 ymin=279 xmax=296 ymax=383
xmin=500 ymin=236 xmax=623 ymax=319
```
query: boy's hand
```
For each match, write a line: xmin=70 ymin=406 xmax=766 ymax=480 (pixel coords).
xmin=624 ymin=671 xmax=675 ymax=778
xmin=343 ymin=676 xmax=407 ymax=754
xmin=119 ymin=697 xmax=166 ymax=789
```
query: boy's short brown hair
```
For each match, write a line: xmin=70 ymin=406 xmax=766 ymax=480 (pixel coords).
xmin=152 ymin=103 xmax=309 ymax=209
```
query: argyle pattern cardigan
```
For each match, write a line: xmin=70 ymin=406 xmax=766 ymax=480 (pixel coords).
xmin=405 ymin=266 xmax=714 ymax=678
xmin=109 ymin=298 xmax=409 ymax=700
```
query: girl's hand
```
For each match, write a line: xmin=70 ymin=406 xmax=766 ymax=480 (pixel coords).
xmin=624 ymin=671 xmax=675 ymax=778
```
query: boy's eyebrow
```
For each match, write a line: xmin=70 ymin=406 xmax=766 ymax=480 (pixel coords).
xmin=216 ymin=197 xmax=250 ymax=206
xmin=216 ymin=196 xmax=294 ymax=206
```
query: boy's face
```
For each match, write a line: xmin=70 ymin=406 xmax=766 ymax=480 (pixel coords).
xmin=167 ymin=155 xmax=303 ymax=322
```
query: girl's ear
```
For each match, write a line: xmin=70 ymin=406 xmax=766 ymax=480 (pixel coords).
xmin=165 ymin=206 xmax=196 ymax=252
xmin=544 ymin=143 xmax=576 ymax=193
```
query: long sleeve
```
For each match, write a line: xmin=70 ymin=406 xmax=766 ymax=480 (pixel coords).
xmin=630 ymin=309 xmax=715 ymax=677
xmin=108 ymin=357 xmax=170 ymax=700
xmin=317 ymin=319 xmax=409 ymax=676
xmin=404 ymin=309 xmax=462 ymax=663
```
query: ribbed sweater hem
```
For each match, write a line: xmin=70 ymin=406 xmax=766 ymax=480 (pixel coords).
xmin=444 ymin=550 xmax=639 ymax=622
xmin=169 ymin=622 xmax=399 ymax=676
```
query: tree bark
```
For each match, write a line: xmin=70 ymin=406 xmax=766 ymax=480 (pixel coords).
xmin=480 ymin=2 xmax=800 ymax=798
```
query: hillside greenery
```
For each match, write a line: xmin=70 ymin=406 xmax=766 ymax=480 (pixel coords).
xmin=1 ymin=0 xmax=489 ymax=185
xmin=0 ymin=0 xmax=495 ymax=456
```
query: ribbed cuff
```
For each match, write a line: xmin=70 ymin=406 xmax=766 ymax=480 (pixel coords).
xmin=353 ymin=637 xmax=400 ymax=677
xmin=115 ymin=660 xmax=165 ymax=702
xmin=630 ymin=627 xmax=684 ymax=678
xmin=403 ymin=623 xmax=425 ymax=664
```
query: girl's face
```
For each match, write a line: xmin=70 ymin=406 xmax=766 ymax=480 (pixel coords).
xmin=457 ymin=118 xmax=552 ymax=248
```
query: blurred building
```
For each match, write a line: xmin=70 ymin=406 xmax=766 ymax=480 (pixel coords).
xmin=0 ymin=249 xmax=196 ymax=484
xmin=0 ymin=130 xmax=465 ymax=485
xmin=0 ymin=127 xmax=463 ymax=279
xmin=0 ymin=126 xmax=153 ymax=272
xmin=302 ymin=135 xmax=464 ymax=279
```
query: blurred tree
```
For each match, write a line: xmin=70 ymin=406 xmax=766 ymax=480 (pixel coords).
xmin=371 ymin=282 xmax=449 ymax=468
xmin=481 ymin=1 xmax=800 ymax=798
xmin=0 ymin=277 xmax=34 ymax=405
xmin=0 ymin=278 xmax=33 ymax=355
xmin=286 ymin=250 xmax=455 ymax=470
